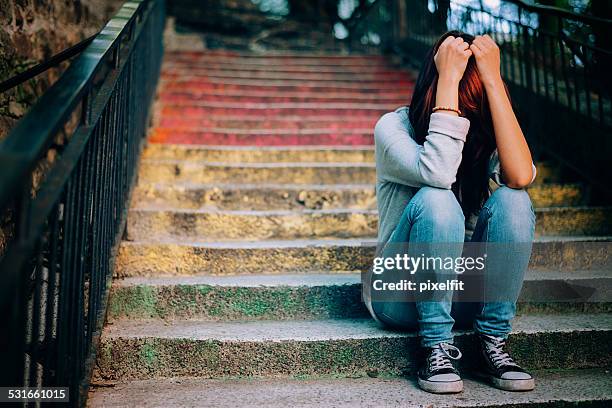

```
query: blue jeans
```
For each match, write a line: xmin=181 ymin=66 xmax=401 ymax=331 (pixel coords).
xmin=372 ymin=186 xmax=536 ymax=347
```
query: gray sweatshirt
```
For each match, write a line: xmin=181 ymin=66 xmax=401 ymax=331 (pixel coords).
xmin=363 ymin=105 xmax=536 ymax=321
xmin=374 ymin=105 xmax=536 ymax=245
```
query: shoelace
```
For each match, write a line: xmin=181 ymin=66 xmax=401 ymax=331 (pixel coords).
xmin=483 ymin=335 xmax=519 ymax=368
xmin=429 ymin=343 xmax=462 ymax=371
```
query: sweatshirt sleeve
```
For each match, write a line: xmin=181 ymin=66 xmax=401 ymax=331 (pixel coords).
xmin=374 ymin=111 xmax=470 ymax=189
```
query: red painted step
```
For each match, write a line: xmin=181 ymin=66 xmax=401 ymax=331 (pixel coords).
xmin=149 ymin=128 xmax=374 ymax=146
xmin=151 ymin=50 xmax=415 ymax=146
xmin=160 ymin=105 xmax=392 ymax=118
xmin=162 ymin=62 xmax=407 ymax=75
xmin=162 ymin=80 xmax=414 ymax=93
xmin=166 ymin=49 xmax=386 ymax=56
xmin=160 ymin=69 xmax=412 ymax=82
xmin=165 ymin=50 xmax=388 ymax=61
xmin=164 ymin=58 xmax=394 ymax=69
xmin=157 ymin=116 xmax=382 ymax=130
xmin=158 ymin=92 xmax=410 ymax=105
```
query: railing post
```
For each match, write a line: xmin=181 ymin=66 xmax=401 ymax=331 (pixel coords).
xmin=394 ymin=0 xmax=408 ymax=43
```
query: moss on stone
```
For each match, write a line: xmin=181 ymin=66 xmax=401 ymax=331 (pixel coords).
xmin=139 ymin=342 xmax=158 ymax=367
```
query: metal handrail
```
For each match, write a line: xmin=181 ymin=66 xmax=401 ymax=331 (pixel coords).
xmin=501 ymin=0 xmax=612 ymax=25
xmin=0 ymin=0 xmax=164 ymax=404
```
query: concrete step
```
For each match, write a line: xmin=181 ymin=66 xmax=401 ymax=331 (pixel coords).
xmin=149 ymin=128 xmax=376 ymax=146
xmin=95 ymin=314 xmax=612 ymax=380
xmin=88 ymin=368 xmax=612 ymax=408
xmin=131 ymin=182 xmax=585 ymax=210
xmin=141 ymin=145 xmax=375 ymax=163
xmin=125 ymin=207 xmax=612 ymax=241
xmin=536 ymin=206 xmax=612 ymax=236
xmin=138 ymin=159 xmax=563 ymax=185
xmin=131 ymin=183 xmax=377 ymax=211
xmin=140 ymin=146 xmax=565 ymax=184
xmin=107 ymin=271 xmax=611 ymax=321
xmin=115 ymin=237 xmax=611 ymax=277
xmin=535 ymin=161 xmax=564 ymax=184
xmin=137 ymin=160 xmax=376 ymax=184
xmin=155 ymin=116 xmax=380 ymax=131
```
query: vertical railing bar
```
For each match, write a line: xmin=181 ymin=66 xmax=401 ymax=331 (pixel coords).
xmin=97 ymin=98 xmax=111 ymax=331
xmin=571 ymin=44 xmax=582 ymax=115
xmin=55 ymin=175 xmax=75 ymax=385
xmin=597 ymin=87 xmax=604 ymax=127
xmin=43 ymin=201 xmax=61 ymax=384
xmin=67 ymin=156 xmax=85 ymax=394
xmin=522 ymin=24 xmax=533 ymax=92
xmin=541 ymin=31 xmax=550 ymax=101
xmin=496 ymin=17 xmax=508 ymax=79
xmin=549 ymin=33 xmax=560 ymax=104
xmin=530 ymin=27 xmax=541 ymax=97
xmin=77 ymin=126 xmax=95 ymax=369
xmin=509 ymin=21 xmax=518 ymax=84
xmin=583 ymin=48 xmax=592 ymax=121
xmin=86 ymin=122 xmax=102 ymax=344
xmin=28 ymin=239 xmax=45 ymax=388
xmin=100 ymin=92 xmax=112 ymax=294
xmin=558 ymin=30 xmax=573 ymax=110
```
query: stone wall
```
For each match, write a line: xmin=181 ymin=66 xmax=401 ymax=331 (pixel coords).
xmin=0 ymin=0 xmax=122 ymax=140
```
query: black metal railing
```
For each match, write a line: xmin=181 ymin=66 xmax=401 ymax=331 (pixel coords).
xmin=350 ymin=0 xmax=612 ymax=197
xmin=0 ymin=0 xmax=164 ymax=405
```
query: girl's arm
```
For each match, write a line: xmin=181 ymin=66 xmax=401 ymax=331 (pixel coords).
xmin=375 ymin=36 xmax=473 ymax=189
xmin=434 ymin=36 xmax=473 ymax=118
xmin=470 ymin=35 xmax=535 ymax=188
xmin=375 ymin=110 xmax=469 ymax=189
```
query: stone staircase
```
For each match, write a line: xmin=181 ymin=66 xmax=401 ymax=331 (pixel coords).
xmin=88 ymin=49 xmax=612 ymax=407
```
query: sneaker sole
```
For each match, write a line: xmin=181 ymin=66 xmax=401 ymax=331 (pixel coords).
xmin=417 ymin=378 xmax=464 ymax=394
xmin=491 ymin=376 xmax=535 ymax=392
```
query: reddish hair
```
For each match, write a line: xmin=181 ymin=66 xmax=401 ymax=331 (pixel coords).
xmin=409 ymin=30 xmax=511 ymax=216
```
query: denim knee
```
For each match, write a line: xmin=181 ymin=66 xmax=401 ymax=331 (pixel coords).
xmin=483 ymin=186 xmax=535 ymax=242
xmin=409 ymin=187 xmax=465 ymax=240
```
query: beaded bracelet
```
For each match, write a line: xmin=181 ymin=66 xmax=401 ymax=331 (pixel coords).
xmin=432 ymin=106 xmax=462 ymax=116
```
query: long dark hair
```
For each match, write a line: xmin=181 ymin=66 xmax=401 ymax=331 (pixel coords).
xmin=408 ymin=30 xmax=509 ymax=216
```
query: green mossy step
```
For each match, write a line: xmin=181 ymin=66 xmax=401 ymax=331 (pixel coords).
xmin=95 ymin=314 xmax=612 ymax=381
xmin=107 ymin=271 xmax=611 ymax=321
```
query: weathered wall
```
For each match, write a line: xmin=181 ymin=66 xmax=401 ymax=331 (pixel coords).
xmin=0 ymin=0 xmax=122 ymax=140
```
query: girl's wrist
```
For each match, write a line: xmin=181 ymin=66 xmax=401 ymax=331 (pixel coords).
xmin=482 ymin=74 xmax=503 ymax=89
xmin=438 ymin=75 xmax=461 ymax=88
